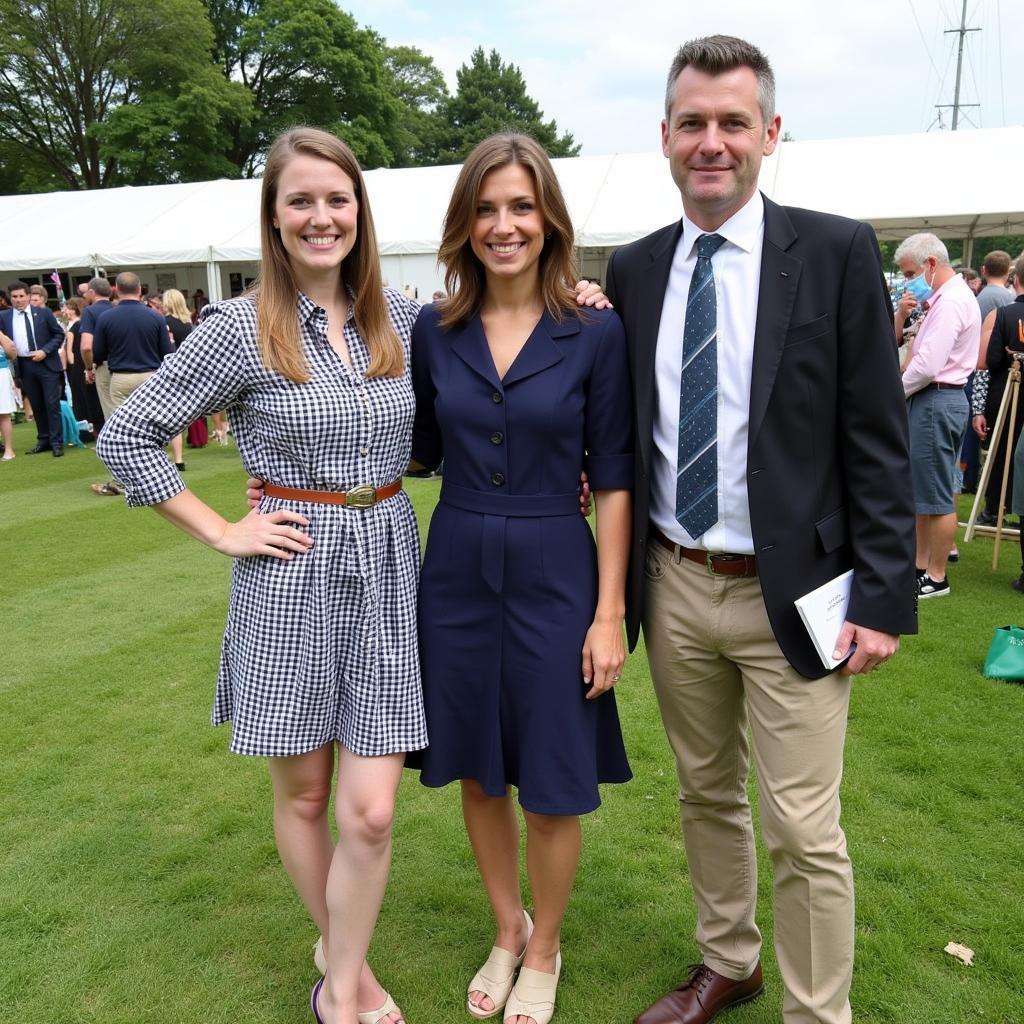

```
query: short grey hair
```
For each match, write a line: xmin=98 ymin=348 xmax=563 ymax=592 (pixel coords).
xmin=893 ymin=233 xmax=950 ymax=268
xmin=88 ymin=276 xmax=112 ymax=297
xmin=665 ymin=35 xmax=776 ymax=125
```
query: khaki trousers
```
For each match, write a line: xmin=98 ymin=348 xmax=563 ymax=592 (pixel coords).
xmin=643 ymin=540 xmax=854 ymax=1024
xmin=109 ymin=370 xmax=155 ymax=409
xmin=93 ymin=364 xmax=116 ymax=421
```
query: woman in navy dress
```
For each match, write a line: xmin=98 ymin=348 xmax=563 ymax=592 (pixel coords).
xmin=410 ymin=134 xmax=633 ymax=1024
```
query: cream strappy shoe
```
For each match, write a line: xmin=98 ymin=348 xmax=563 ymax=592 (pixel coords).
xmin=467 ymin=911 xmax=534 ymax=1019
xmin=502 ymin=951 xmax=561 ymax=1024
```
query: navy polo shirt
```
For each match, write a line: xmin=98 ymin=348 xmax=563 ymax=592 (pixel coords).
xmin=92 ymin=299 xmax=174 ymax=372
xmin=80 ymin=298 xmax=113 ymax=337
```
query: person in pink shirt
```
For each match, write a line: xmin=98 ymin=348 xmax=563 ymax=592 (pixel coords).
xmin=897 ymin=232 xmax=981 ymax=599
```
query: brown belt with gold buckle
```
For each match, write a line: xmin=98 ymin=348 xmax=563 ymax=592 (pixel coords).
xmin=264 ymin=479 xmax=403 ymax=508
xmin=650 ymin=525 xmax=758 ymax=577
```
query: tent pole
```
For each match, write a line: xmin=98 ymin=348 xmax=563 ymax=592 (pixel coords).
xmin=206 ymin=256 xmax=222 ymax=303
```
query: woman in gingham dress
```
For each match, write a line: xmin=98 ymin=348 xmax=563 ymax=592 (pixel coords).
xmin=97 ymin=128 xmax=420 ymax=1024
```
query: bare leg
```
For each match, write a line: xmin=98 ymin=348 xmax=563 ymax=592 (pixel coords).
xmin=268 ymin=745 xmax=335 ymax=935
xmin=914 ymin=513 xmax=930 ymax=571
xmin=268 ymin=746 xmax=400 ymax=1023
xmin=462 ymin=780 xmax=527 ymax=1014
xmin=169 ymin=432 xmax=184 ymax=466
xmin=925 ymin=512 xmax=957 ymax=582
xmin=212 ymin=410 xmax=228 ymax=444
xmin=0 ymin=414 xmax=12 ymax=457
xmin=506 ymin=811 xmax=580 ymax=1024
xmin=317 ymin=747 xmax=405 ymax=1024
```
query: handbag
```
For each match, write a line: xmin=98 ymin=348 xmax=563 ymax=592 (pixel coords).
xmin=982 ymin=625 xmax=1024 ymax=681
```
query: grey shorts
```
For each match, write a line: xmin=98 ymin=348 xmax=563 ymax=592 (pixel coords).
xmin=908 ymin=386 xmax=969 ymax=514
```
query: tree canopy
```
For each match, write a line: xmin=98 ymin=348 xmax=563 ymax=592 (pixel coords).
xmin=0 ymin=0 xmax=250 ymax=191
xmin=0 ymin=2 xmax=580 ymax=194
xmin=430 ymin=48 xmax=579 ymax=164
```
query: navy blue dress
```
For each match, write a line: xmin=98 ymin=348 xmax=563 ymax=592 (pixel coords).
xmin=409 ymin=303 xmax=633 ymax=815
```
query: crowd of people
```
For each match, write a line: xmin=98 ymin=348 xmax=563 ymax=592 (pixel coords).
xmin=3 ymin=29 xmax=1019 ymax=1024
xmin=0 ymin=275 xmax=227 ymax=484
xmin=894 ymin=242 xmax=1024 ymax=596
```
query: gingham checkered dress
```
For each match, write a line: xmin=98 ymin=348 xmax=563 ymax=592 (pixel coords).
xmin=96 ymin=289 xmax=427 ymax=758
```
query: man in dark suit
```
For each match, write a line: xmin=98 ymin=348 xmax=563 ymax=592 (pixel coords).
xmin=606 ymin=37 xmax=917 ymax=1024
xmin=0 ymin=280 xmax=66 ymax=456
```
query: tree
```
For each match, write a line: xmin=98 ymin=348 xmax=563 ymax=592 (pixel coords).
xmin=203 ymin=0 xmax=404 ymax=174
xmin=383 ymin=44 xmax=448 ymax=168
xmin=429 ymin=48 xmax=579 ymax=164
xmin=0 ymin=0 xmax=251 ymax=191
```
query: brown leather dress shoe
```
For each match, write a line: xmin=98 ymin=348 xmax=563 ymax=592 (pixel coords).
xmin=633 ymin=962 xmax=764 ymax=1024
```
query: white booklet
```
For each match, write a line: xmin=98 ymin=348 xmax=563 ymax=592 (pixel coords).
xmin=794 ymin=569 xmax=855 ymax=670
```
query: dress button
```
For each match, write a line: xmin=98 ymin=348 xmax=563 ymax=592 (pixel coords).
xmin=491 ymin=472 xmax=505 ymax=486
xmin=359 ymin=446 xmax=368 ymax=455
xmin=489 ymin=432 xmax=504 ymax=445
xmin=491 ymin=392 xmax=503 ymax=403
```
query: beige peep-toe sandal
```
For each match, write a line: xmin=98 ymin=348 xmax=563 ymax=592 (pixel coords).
xmin=357 ymin=992 xmax=404 ymax=1024
xmin=502 ymin=951 xmax=561 ymax=1024
xmin=467 ymin=911 xmax=534 ymax=1019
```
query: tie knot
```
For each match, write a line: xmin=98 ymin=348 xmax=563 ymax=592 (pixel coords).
xmin=697 ymin=233 xmax=725 ymax=260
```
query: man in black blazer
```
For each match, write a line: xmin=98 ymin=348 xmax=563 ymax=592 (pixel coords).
xmin=0 ymin=281 xmax=66 ymax=456
xmin=607 ymin=37 xmax=917 ymax=1024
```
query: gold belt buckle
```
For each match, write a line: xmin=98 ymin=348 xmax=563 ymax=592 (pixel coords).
xmin=346 ymin=485 xmax=377 ymax=508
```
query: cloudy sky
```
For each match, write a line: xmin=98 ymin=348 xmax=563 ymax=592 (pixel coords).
xmin=345 ymin=0 xmax=1021 ymax=155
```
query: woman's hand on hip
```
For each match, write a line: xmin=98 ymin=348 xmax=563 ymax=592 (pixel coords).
xmin=213 ymin=508 xmax=312 ymax=560
xmin=582 ymin=616 xmax=625 ymax=699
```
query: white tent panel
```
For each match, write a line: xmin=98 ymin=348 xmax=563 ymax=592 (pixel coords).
xmin=2 ymin=127 xmax=1022 ymax=276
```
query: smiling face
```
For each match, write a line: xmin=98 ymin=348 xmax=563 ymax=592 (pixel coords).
xmin=662 ymin=65 xmax=780 ymax=230
xmin=272 ymin=153 xmax=358 ymax=289
xmin=469 ymin=162 xmax=546 ymax=285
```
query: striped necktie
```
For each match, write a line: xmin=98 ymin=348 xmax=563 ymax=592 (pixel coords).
xmin=676 ymin=232 xmax=725 ymax=538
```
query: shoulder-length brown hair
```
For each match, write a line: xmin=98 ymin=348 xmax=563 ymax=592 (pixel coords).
xmin=255 ymin=127 xmax=402 ymax=381
xmin=437 ymin=133 xmax=579 ymax=328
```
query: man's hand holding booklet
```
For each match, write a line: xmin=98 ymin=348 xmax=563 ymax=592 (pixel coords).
xmin=794 ymin=570 xmax=855 ymax=671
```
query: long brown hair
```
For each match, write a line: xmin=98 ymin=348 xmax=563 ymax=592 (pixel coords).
xmin=437 ymin=133 xmax=579 ymax=328
xmin=255 ymin=127 xmax=402 ymax=381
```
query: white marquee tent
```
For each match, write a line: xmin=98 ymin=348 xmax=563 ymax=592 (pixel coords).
xmin=1 ymin=126 xmax=1022 ymax=302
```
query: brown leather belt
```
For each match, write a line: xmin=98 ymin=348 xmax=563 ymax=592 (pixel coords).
xmin=650 ymin=525 xmax=758 ymax=577
xmin=923 ymin=381 xmax=965 ymax=390
xmin=264 ymin=479 xmax=403 ymax=508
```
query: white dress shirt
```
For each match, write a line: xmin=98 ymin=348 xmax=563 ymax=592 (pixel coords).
xmin=11 ymin=307 xmax=35 ymax=356
xmin=650 ymin=191 xmax=764 ymax=554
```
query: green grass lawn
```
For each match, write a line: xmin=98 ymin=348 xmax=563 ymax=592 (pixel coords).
xmin=2 ymin=420 xmax=1023 ymax=1023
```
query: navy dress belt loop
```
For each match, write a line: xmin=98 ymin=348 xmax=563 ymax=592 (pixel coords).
xmin=439 ymin=482 xmax=580 ymax=592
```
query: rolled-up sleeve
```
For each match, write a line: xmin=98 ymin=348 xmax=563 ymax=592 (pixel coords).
xmin=583 ymin=311 xmax=634 ymax=489
xmin=96 ymin=303 xmax=252 ymax=507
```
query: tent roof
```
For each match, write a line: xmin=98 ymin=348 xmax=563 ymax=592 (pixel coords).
xmin=2 ymin=126 xmax=1022 ymax=271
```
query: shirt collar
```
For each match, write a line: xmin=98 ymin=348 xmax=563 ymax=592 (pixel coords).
xmin=680 ymin=190 xmax=764 ymax=259
xmin=928 ymin=271 xmax=970 ymax=308
xmin=297 ymin=285 xmax=357 ymax=325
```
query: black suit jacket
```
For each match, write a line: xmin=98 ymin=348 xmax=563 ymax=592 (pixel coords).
xmin=606 ymin=195 xmax=917 ymax=679
xmin=0 ymin=305 xmax=65 ymax=373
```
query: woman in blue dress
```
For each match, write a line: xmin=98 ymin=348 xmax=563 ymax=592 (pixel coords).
xmin=410 ymin=134 xmax=633 ymax=1024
